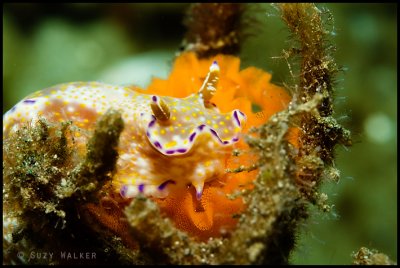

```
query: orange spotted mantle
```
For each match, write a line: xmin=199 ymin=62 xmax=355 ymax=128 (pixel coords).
xmin=2 ymin=52 xmax=292 ymax=242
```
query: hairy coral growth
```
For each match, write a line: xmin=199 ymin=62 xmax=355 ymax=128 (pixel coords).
xmin=276 ymin=4 xmax=351 ymax=204
xmin=352 ymin=247 xmax=396 ymax=265
xmin=182 ymin=3 xmax=244 ymax=58
xmin=3 ymin=3 xmax=354 ymax=265
xmin=3 ymin=110 xmax=125 ymax=264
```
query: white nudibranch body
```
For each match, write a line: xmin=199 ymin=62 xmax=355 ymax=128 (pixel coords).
xmin=3 ymin=61 xmax=246 ymax=200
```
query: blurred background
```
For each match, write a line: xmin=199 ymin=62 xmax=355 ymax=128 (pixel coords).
xmin=3 ymin=3 xmax=397 ymax=264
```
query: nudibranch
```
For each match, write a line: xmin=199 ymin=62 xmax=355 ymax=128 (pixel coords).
xmin=3 ymin=60 xmax=246 ymax=202
xmin=3 ymin=52 xmax=292 ymax=242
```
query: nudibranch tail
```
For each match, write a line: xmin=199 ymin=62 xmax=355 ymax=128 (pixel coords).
xmin=199 ymin=60 xmax=219 ymax=107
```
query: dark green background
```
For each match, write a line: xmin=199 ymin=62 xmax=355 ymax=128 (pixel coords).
xmin=3 ymin=3 xmax=397 ymax=264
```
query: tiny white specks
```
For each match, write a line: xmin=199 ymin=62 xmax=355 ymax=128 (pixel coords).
xmin=2 ymin=215 xmax=19 ymax=243
xmin=123 ymin=185 xmax=139 ymax=198
xmin=193 ymin=165 xmax=206 ymax=181
xmin=136 ymin=157 xmax=149 ymax=169
xmin=207 ymin=141 xmax=214 ymax=148
xmin=11 ymin=124 xmax=20 ymax=133
xmin=67 ymin=106 xmax=75 ymax=113
xmin=138 ymin=168 xmax=149 ymax=176
xmin=120 ymin=153 xmax=134 ymax=161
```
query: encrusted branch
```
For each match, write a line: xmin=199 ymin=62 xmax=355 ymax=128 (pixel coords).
xmin=120 ymin=3 xmax=351 ymax=264
xmin=276 ymin=3 xmax=351 ymax=202
xmin=182 ymin=3 xmax=245 ymax=58
xmin=3 ymin=3 xmax=360 ymax=265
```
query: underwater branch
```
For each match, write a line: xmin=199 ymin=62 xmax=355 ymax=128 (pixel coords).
xmin=3 ymin=3 xmax=353 ymax=265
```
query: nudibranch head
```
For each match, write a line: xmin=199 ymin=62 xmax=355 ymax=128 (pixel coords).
xmin=118 ymin=61 xmax=246 ymax=201
xmin=144 ymin=61 xmax=246 ymax=157
xmin=145 ymin=97 xmax=246 ymax=156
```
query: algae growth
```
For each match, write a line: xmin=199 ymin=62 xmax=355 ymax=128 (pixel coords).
xmin=4 ymin=3 xmax=392 ymax=265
